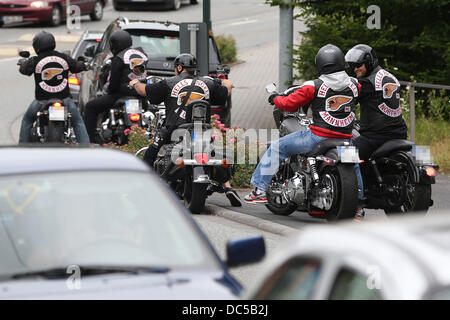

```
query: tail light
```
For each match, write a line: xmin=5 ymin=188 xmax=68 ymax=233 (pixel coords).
xmin=53 ymin=102 xmax=62 ymax=107
xmin=175 ymin=158 xmax=184 ymax=167
xmin=68 ymin=74 xmax=80 ymax=85
xmin=425 ymin=167 xmax=436 ymax=177
xmin=222 ymin=159 xmax=230 ymax=168
xmin=129 ymin=114 xmax=141 ymax=122
xmin=194 ymin=153 xmax=209 ymax=164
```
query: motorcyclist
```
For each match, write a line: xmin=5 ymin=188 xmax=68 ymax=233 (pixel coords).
xmin=345 ymin=44 xmax=408 ymax=220
xmin=84 ymin=30 xmax=149 ymax=144
xmin=18 ymin=31 xmax=90 ymax=144
xmin=244 ymin=44 xmax=361 ymax=205
xmin=130 ymin=53 xmax=242 ymax=207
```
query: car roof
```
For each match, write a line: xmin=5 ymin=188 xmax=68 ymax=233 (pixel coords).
xmin=0 ymin=146 xmax=150 ymax=176
xmin=117 ymin=18 xmax=180 ymax=32
xmin=80 ymin=31 xmax=104 ymax=40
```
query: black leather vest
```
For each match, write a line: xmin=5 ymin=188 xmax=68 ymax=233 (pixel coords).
xmin=310 ymin=77 xmax=359 ymax=136
xmin=33 ymin=51 xmax=71 ymax=100
xmin=116 ymin=47 xmax=149 ymax=84
xmin=164 ymin=73 xmax=216 ymax=126
xmin=359 ymin=66 xmax=407 ymax=139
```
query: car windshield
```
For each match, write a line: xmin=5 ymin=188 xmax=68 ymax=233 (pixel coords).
xmin=0 ymin=171 xmax=217 ymax=278
xmin=128 ymin=29 xmax=180 ymax=60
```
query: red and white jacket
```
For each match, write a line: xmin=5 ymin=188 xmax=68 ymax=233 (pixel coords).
xmin=274 ymin=71 xmax=361 ymax=138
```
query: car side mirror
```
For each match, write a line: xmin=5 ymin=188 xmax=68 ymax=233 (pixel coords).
xmin=84 ymin=44 xmax=96 ymax=58
xmin=19 ymin=50 xmax=30 ymax=58
xmin=226 ymin=236 xmax=265 ymax=268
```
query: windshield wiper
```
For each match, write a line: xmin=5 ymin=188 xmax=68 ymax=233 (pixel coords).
xmin=2 ymin=265 xmax=170 ymax=281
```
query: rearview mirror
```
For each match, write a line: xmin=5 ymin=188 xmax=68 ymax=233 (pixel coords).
xmin=226 ymin=236 xmax=265 ymax=268
xmin=19 ymin=50 xmax=30 ymax=58
xmin=265 ymin=83 xmax=277 ymax=94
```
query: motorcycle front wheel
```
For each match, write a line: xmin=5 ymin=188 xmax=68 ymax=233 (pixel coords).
xmin=265 ymin=160 xmax=297 ymax=216
xmin=183 ymin=179 xmax=207 ymax=214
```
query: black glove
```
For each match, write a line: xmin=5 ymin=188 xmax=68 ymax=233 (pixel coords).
xmin=268 ymin=93 xmax=279 ymax=105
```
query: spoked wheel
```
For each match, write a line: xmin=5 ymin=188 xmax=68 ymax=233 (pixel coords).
xmin=182 ymin=178 xmax=207 ymax=214
xmin=384 ymin=174 xmax=416 ymax=215
xmin=266 ymin=160 xmax=297 ymax=216
xmin=321 ymin=164 xmax=359 ymax=221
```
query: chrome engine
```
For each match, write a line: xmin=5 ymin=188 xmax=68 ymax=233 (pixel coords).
xmin=282 ymin=172 xmax=308 ymax=204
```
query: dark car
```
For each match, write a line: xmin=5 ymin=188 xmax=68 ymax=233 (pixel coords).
xmin=113 ymin=0 xmax=198 ymax=12
xmin=80 ymin=17 xmax=232 ymax=127
xmin=66 ymin=30 xmax=103 ymax=107
xmin=0 ymin=146 xmax=265 ymax=299
xmin=0 ymin=0 xmax=106 ymax=27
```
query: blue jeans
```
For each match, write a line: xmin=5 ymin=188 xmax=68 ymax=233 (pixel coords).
xmin=19 ymin=98 xmax=90 ymax=144
xmin=251 ymin=129 xmax=326 ymax=191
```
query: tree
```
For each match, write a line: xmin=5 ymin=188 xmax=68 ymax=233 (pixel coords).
xmin=267 ymin=0 xmax=450 ymax=85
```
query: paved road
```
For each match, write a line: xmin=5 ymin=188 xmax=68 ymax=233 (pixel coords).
xmin=207 ymin=173 xmax=450 ymax=230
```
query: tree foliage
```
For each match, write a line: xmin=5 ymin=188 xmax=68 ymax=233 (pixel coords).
xmin=267 ymin=0 xmax=450 ymax=85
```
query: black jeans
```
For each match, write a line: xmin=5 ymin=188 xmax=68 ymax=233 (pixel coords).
xmin=352 ymin=134 xmax=389 ymax=160
xmin=84 ymin=93 xmax=123 ymax=141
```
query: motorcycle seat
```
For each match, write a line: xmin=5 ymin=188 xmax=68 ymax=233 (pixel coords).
xmin=370 ymin=139 xmax=414 ymax=159
xmin=305 ymin=139 xmax=350 ymax=157
xmin=177 ymin=123 xmax=212 ymax=130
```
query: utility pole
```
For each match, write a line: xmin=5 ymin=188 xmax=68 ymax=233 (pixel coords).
xmin=203 ymin=0 xmax=211 ymax=32
xmin=279 ymin=3 xmax=293 ymax=92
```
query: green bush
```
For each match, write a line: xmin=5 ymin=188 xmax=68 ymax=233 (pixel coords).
xmin=215 ymin=34 xmax=237 ymax=64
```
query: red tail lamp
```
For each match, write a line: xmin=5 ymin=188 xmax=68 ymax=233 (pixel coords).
xmin=129 ymin=114 xmax=141 ymax=122
xmin=194 ymin=154 xmax=209 ymax=164
xmin=425 ymin=167 xmax=436 ymax=177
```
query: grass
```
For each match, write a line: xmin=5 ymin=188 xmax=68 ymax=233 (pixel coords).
xmin=413 ymin=117 xmax=450 ymax=173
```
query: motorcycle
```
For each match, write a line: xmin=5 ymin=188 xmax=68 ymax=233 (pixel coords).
xmin=18 ymin=51 xmax=78 ymax=144
xmin=138 ymin=99 xmax=230 ymax=214
xmin=264 ymin=83 xmax=360 ymax=221
xmin=353 ymin=122 xmax=438 ymax=214
xmin=95 ymin=62 xmax=157 ymax=145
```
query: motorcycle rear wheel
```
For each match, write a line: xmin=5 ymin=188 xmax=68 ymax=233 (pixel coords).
xmin=412 ymin=184 xmax=431 ymax=213
xmin=46 ymin=121 xmax=65 ymax=143
xmin=183 ymin=179 xmax=207 ymax=214
xmin=322 ymin=164 xmax=359 ymax=221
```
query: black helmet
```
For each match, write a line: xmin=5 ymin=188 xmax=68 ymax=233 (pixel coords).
xmin=174 ymin=53 xmax=197 ymax=72
xmin=315 ymin=44 xmax=346 ymax=76
xmin=345 ymin=44 xmax=379 ymax=74
xmin=110 ymin=30 xmax=132 ymax=55
xmin=32 ymin=31 xmax=56 ymax=54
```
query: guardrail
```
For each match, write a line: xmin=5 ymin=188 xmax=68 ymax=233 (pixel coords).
xmin=399 ymin=81 xmax=450 ymax=142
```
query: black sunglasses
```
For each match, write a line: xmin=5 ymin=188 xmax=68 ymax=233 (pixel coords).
xmin=348 ymin=62 xmax=364 ymax=69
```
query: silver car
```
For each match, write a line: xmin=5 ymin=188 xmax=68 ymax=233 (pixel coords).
xmin=244 ymin=214 xmax=450 ymax=300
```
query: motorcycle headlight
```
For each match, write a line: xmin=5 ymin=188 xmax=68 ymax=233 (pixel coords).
xmin=30 ymin=1 xmax=49 ymax=8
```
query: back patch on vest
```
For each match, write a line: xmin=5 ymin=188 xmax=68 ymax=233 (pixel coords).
xmin=35 ymin=56 xmax=69 ymax=93
xmin=326 ymin=95 xmax=353 ymax=112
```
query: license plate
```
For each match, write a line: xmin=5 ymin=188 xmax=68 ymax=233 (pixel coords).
xmin=337 ymin=145 xmax=359 ymax=163
xmin=2 ymin=16 xmax=23 ymax=24
xmin=49 ymin=106 xmax=65 ymax=121
xmin=413 ymin=145 xmax=433 ymax=164
xmin=125 ymin=99 xmax=141 ymax=114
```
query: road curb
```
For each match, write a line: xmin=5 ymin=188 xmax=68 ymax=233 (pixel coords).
xmin=205 ymin=204 xmax=298 ymax=237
